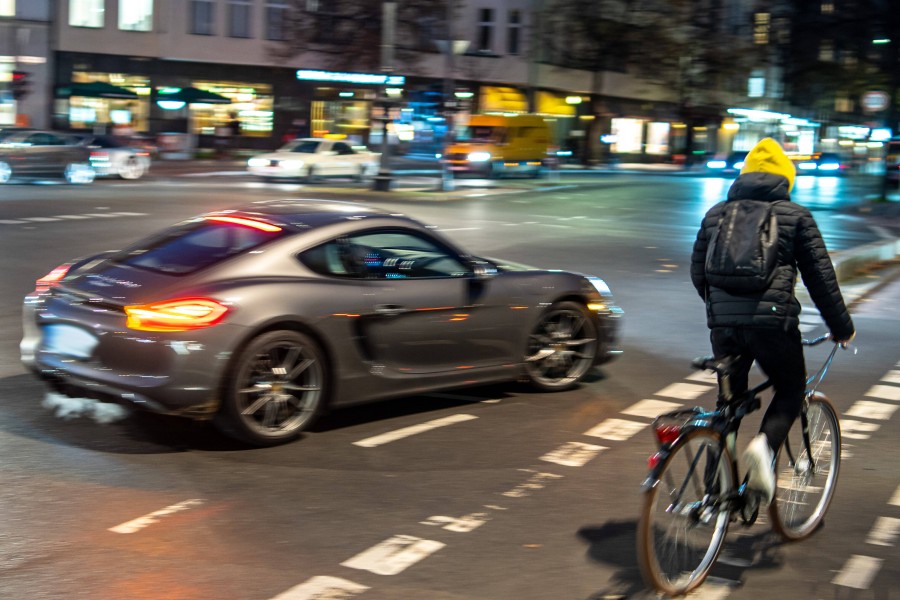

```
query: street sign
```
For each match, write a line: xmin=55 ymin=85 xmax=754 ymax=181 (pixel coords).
xmin=861 ymin=91 xmax=890 ymax=112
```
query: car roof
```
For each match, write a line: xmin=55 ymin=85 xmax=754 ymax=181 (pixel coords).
xmin=208 ymin=199 xmax=401 ymax=231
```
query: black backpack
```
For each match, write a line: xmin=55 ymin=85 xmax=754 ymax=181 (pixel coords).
xmin=704 ymin=199 xmax=781 ymax=293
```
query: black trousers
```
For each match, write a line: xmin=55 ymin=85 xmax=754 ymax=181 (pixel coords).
xmin=710 ymin=326 xmax=807 ymax=452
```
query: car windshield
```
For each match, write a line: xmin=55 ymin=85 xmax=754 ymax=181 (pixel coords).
xmin=279 ymin=140 xmax=321 ymax=154
xmin=113 ymin=219 xmax=286 ymax=275
xmin=457 ymin=126 xmax=505 ymax=144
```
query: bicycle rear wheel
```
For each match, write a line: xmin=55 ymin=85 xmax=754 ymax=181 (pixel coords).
xmin=637 ymin=429 xmax=735 ymax=596
xmin=769 ymin=393 xmax=841 ymax=541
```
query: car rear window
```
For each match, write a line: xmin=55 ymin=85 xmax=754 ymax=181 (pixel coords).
xmin=114 ymin=219 xmax=285 ymax=275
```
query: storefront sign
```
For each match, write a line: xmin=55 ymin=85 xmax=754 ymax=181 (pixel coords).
xmin=296 ymin=70 xmax=405 ymax=86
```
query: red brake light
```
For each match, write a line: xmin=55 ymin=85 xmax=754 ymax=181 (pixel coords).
xmin=124 ymin=298 xmax=229 ymax=332
xmin=647 ymin=452 xmax=663 ymax=470
xmin=654 ymin=424 xmax=681 ymax=446
xmin=204 ymin=215 xmax=282 ymax=232
xmin=35 ymin=264 xmax=71 ymax=292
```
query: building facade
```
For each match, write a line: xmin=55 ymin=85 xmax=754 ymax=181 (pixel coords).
xmin=0 ymin=0 xmax=889 ymax=163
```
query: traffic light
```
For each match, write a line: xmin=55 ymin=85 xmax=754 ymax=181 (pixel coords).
xmin=11 ymin=70 xmax=31 ymax=101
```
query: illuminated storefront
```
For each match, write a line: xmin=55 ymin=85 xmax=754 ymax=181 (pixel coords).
xmin=188 ymin=81 xmax=273 ymax=137
xmin=64 ymin=73 xmax=151 ymax=131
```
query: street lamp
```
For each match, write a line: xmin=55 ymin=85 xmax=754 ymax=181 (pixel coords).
xmin=372 ymin=2 xmax=397 ymax=192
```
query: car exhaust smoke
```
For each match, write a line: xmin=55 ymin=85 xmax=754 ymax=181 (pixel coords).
xmin=42 ymin=392 xmax=131 ymax=424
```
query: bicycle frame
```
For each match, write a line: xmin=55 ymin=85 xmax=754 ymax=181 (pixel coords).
xmin=642 ymin=334 xmax=843 ymax=491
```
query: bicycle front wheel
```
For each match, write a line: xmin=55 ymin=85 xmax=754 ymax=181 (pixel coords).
xmin=637 ymin=429 xmax=735 ymax=596
xmin=769 ymin=393 xmax=841 ymax=541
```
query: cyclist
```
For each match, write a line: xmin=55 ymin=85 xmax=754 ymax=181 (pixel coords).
xmin=690 ymin=138 xmax=856 ymax=504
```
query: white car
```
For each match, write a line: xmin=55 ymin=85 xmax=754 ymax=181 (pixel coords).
xmin=247 ymin=138 xmax=380 ymax=182
xmin=78 ymin=135 xmax=152 ymax=180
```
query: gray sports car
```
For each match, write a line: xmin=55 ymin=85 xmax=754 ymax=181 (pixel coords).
xmin=21 ymin=200 xmax=622 ymax=446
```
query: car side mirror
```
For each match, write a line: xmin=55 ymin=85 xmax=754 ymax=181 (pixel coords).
xmin=470 ymin=259 xmax=498 ymax=279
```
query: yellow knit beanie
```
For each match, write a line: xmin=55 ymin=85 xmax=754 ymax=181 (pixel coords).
xmin=740 ymin=137 xmax=796 ymax=191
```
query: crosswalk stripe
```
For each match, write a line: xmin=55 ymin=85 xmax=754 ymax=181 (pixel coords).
xmin=832 ymin=554 xmax=883 ymax=589
xmin=844 ymin=400 xmax=900 ymax=421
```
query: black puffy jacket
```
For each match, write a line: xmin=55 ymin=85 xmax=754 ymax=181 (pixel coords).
xmin=690 ymin=172 xmax=855 ymax=339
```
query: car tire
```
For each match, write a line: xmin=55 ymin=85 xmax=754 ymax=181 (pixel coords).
xmin=0 ymin=160 xmax=11 ymax=184
xmin=522 ymin=300 xmax=598 ymax=392
xmin=216 ymin=330 xmax=326 ymax=446
xmin=64 ymin=163 xmax=95 ymax=184
xmin=118 ymin=157 xmax=146 ymax=180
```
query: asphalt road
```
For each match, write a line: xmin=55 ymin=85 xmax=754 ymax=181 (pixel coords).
xmin=0 ymin=171 xmax=898 ymax=599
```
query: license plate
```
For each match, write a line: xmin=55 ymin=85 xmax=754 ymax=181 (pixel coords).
xmin=42 ymin=324 xmax=98 ymax=360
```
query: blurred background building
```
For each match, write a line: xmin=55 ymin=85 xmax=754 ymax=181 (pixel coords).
xmin=0 ymin=0 xmax=897 ymax=163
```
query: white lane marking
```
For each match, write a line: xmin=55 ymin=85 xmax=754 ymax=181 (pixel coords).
xmin=269 ymin=576 xmax=368 ymax=599
xmin=502 ymin=470 xmax=563 ymax=498
xmin=438 ymin=227 xmax=481 ymax=232
xmin=866 ymin=516 xmax=900 ymax=546
xmin=686 ymin=370 xmax=718 ymax=384
xmin=840 ymin=419 xmax=881 ymax=440
xmin=584 ymin=418 xmax=648 ymax=441
xmin=832 ymin=554 xmax=883 ymax=589
xmin=866 ymin=384 xmax=900 ymax=401
xmin=540 ymin=441 xmax=607 ymax=467
xmin=0 ymin=219 xmax=24 ymax=224
xmin=655 ymin=382 xmax=712 ymax=400
xmin=845 ymin=400 xmax=900 ymax=421
xmin=353 ymin=414 xmax=477 ymax=447
xmin=421 ymin=512 xmax=490 ymax=533
xmin=340 ymin=535 xmax=445 ymax=576
xmin=883 ymin=370 xmax=900 ymax=385
xmin=108 ymin=498 xmax=204 ymax=533
xmin=53 ymin=214 xmax=91 ymax=219
xmin=83 ymin=213 xmax=120 ymax=218
xmin=622 ymin=399 xmax=682 ymax=419
xmin=890 ymin=485 xmax=900 ymax=507
xmin=22 ymin=217 xmax=59 ymax=222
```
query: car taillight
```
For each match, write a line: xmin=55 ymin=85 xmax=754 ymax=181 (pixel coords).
xmin=204 ymin=215 xmax=282 ymax=232
xmin=124 ymin=298 xmax=229 ymax=332
xmin=35 ymin=264 xmax=72 ymax=292
xmin=90 ymin=151 xmax=109 ymax=158
xmin=654 ymin=423 xmax=681 ymax=446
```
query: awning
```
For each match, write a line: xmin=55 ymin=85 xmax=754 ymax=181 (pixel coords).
xmin=58 ymin=81 xmax=139 ymax=99
xmin=157 ymin=87 xmax=232 ymax=104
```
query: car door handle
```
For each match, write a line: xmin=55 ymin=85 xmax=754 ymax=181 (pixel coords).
xmin=375 ymin=304 xmax=407 ymax=316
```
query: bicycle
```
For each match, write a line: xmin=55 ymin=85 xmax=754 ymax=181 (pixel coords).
xmin=636 ymin=334 xmax=851 ymax=596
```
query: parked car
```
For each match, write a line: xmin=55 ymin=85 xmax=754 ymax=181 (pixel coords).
xmin=0 ymin=129 xmax=94 ymax=184
xmin=790 ymin=152 xmax=847 ymax=175
xmin=247 ymin=138 xmax=380 ymax=182
xmin=705 ymin=151 xmax=747 ymax=175
xmin=21 ymin=200 xmax=623 ymax=446
xmin=75 ymin=134 xmax=152 ymax=180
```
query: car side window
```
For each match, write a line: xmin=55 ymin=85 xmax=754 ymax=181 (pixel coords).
xmin=299 ymin=231 xmax=470 ymax=280
xmin=333 ymin=142 xmax=354 ymax=155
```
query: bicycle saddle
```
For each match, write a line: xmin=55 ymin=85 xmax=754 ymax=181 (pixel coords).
xmin=691 ymin=354 xmax=742 ymax=375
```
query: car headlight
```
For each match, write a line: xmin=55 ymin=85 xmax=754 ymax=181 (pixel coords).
xmin=706 ymin=160 xmax=726 ymax=169
xmin=587 ymin=276 xmax=612 ymax=296
xmin=468 ymin=151 xmax=491 ymax=162
xmin=797 ymin=161 xmax=817 ymax=171
xmin=247 ymin=157 xmax=268 ymax=167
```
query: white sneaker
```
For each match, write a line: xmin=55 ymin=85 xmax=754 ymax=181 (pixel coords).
xmin=743 ymin=434 xmax=775 ymax=504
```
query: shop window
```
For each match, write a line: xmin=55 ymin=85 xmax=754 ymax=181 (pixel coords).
xmin=610 ymin=118 xmax=643 ymax=154
xmin=229 ymin=0 xmax=252 ymax=38
xmin=70 ymin=0 xmax=105 ymax=28
xmin=189 ymin=81 xmax=274 ymax=137
xmin=0 ymin=0 xmax=14 ymax=17
xmin=477 ymin=8 xmax=494 ymax=52
xmin=646 ymin=122 xmax=670 ymax=155
xmin=119 ymin=0 xmax=152 ymax=31
xmin=507 ymin=10 xmax=520 ymax=56
xmin=265 ymin=0 xmax=288 ymax=40
xmin=753 ymin=12 xmax=769 ymax=45
xmin=189 ymin=0 xmax=215 ymax=35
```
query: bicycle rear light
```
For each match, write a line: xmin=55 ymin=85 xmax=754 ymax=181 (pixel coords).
xmin=654 ymin=423 xmax=681 ymax=446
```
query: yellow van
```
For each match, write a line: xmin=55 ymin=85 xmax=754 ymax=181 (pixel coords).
xmin=442 ymin=114 xmax=553 ymax=177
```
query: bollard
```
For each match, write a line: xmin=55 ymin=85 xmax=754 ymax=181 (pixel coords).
xmin=437 ymin=164 xmax=455 ymax=191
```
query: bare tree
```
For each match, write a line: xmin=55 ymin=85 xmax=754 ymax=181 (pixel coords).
xmin=267 ymin=0 xmax=450 ymax=73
